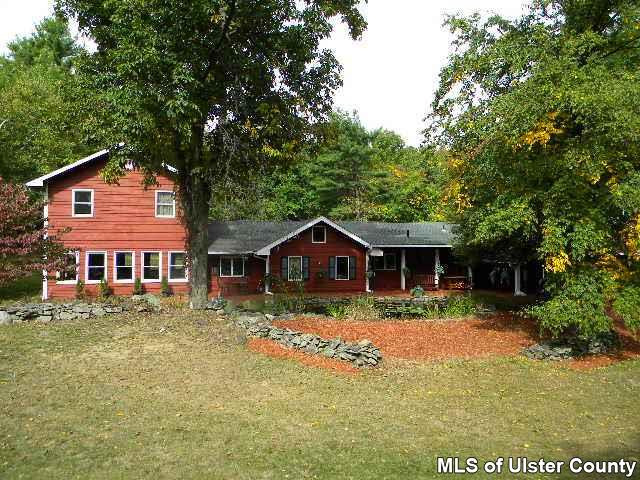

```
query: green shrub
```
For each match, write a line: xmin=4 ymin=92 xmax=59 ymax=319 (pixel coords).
xmin=75 ymin=280 xmax=85 ymax=300
xmin=342 ymin=296 xmax=381 ymax=321
xmin=98 ymin=278 xmax=111 ymax=299
xmin=326 ymin=303 xmax=347 ymax=319
xmin=133 ymin=277 xmax=144 ymax=295
xmin=441 ymin=295 xmax=476 ymax=318
xmin=160 ymin=277 xmax=171 ymax=297
xmin=612 ymin=285 xmax=640 ymax=333
xmin=529 ymin=267 xmax=615 ymax=339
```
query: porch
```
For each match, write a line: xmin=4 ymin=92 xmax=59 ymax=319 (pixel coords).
xmin=366 ymin=246 xmax=471 ymax=293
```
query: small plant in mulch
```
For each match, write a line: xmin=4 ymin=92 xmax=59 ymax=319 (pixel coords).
xmin=98 ymin=278 xmax=112 ymax=299
xmin=133 ymin=277 xmax=144 ymax=295
xmin=410 ymin=285 xmax=424 ymax=298
xmin=75 ymin=279 xmax=85 ymax=300
xmin=160 ymin=277 xmax=172 ymax=297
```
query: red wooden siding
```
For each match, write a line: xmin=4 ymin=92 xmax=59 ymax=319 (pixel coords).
xmin=208 ymin=256 xmax=265 ymax=296
xmin=269 ymin=224 xmax=367 ymax=293
xmin=46 ymin=159 xmax=189 ymax=298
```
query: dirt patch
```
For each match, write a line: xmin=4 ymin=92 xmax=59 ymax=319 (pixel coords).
xmin=247 ymin=338 xmax=360 ymax=374
xmin=274 ymin=314 xmax=539 ymax=361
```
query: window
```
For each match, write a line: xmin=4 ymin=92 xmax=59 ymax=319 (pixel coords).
xmin=114 ymin=251 xmax=134 ymax=282
xmin=336 ymin=256 xmax=350 ymax=280
xmin=287 ymin=256 xmax=303 ymax=281
xmin=56 ymin=251 xmax=79 ymax=283
xmin=142 ymin=252 xmax=161 ymax=282
xmin=312 ymin=226 xmax=326 ymax=243
xmin=155 ymin=191 xmax=175 ymax=218
xmin=72 ymin=189 xmax=94 ymax=217
xmin=168 ymin=252 xmax=187 ymax=281
xmin=373 ymin=253 xmax=397 ymax=271
xmin=220 ymin=257 xmax=244 ymax=277
xmin=86 ymin=252 xmax=107 ymax=283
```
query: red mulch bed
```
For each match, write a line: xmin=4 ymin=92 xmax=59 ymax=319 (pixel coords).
xmin=273 ymin=314 xmax=539 ymax=362
xmin=247 ymin=338 xmax=360 ymax=374
xmin=566 ymin=325 xmax=640 ymax=370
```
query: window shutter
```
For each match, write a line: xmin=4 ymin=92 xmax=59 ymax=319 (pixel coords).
xmin=328 ymin=257 xmax=336 ymax=279
xmin=349 ymin=256 xmax=356 ymax=280
xmin=302 ymin=257 xmax=310 ymax=281
xmin=281 ymin=257 xmax=288 ymax=280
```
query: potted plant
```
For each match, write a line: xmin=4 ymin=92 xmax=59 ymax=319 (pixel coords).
xmin=435 ymin=264 xmax=446 ymax=276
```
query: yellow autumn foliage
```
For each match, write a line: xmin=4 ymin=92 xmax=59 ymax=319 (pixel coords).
xmin=622 ymin=215 xmax=640 ymax=261
xmin=519 ymin=112 xmax=564 ymax=148
xmin=545 ymin=251 xmax=571 ymax=273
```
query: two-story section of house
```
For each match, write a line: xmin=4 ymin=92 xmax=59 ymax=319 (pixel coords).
xmin=27 ymin=148 xmax=189 ymax=299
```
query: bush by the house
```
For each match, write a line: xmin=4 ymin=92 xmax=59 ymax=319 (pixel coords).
xmin=133 ymin=277 xmax=144 ymax=295
xmin=160 ymin=277 xmax=171 ymax=297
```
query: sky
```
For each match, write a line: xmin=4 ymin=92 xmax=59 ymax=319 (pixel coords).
xmin=0 ymin=0 xmax=527 ymax=146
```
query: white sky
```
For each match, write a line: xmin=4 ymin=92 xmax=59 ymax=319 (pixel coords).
xmin=1 ymin=0 xmax=527 ymax=146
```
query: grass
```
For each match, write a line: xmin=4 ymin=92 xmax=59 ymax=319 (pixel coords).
xmin=1 ymin=309 xmax=639 ymax=479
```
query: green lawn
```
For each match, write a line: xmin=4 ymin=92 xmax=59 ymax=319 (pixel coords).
xmin=0 ymin=273 xmax=41 ymax=305
xmin=1 ymin=310 xmax=639 ymax=479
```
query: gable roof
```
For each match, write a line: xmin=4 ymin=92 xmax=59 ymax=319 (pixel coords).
xmin=255 ymin=216 xmax=370 ymax=255
xmin=207 ymin=218 xmax=456 ymax=254
xmin=25 ymin=148 xmax=111 ymax=187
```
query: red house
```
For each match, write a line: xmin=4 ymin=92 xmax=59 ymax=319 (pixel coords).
xmin=27 ymin=148 xmax=467 ymax=300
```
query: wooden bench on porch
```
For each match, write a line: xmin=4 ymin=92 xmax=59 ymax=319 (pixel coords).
xmin=409 ymin=273 xmax=437 ymax=290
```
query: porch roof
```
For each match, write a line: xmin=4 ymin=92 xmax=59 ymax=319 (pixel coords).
xmin=207 ymin=218 xmax=456 ymax=254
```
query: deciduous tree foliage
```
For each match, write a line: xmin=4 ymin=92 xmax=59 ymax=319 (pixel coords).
xmin=56 ymin=0 xmax=366 ymax=308
xmin=0 ymin=180 xmax=68 ymax=285
xmin=0 ymin=17 xmax=99 ymax=183
xmin=211 ymin=111 xmax=450 ymax=222
xmin=429 ymin=0 xmax=640 ymax=336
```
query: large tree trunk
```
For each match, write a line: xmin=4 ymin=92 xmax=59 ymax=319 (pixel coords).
xmin=182 ymin=173 xmax=211 ymax=309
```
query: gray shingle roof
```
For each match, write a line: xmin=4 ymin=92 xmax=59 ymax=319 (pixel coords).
xmin=337 ymin=221 xmax=456 ymax=247
xmin=207 ymin=219 xmax=456 ymax=254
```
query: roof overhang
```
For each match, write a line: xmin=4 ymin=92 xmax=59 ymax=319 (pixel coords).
xmin=256 ymin=216 xmax=370 ymax=255
xmin=372 ymin=244 xmax=453 ymax=248
xmin=25 ymin=148 xmax=111 ymax=187
xmin=25 ymin=143 xmax=177 ymax=188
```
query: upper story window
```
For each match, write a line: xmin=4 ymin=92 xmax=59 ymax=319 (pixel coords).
xmin=312 ymin=226 xmax=326 ymax=243
xmin=220 ymin=257 xmax=244 ymax=277
xmin=72 ymin=189 xmax=94 ymax=217
xmin=56 ymin=251 xmax=79 ymax=283
xmin=155 ymin=191 xmax=175 ymax=218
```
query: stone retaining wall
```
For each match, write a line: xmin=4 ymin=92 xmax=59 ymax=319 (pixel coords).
xmin=234 ymin=312 xmax=382 ymax=368
xmin=0 ymin=302 xmax=126 ymax=325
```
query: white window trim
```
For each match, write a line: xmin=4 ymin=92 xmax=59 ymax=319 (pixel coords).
xmin=168 ymin=251 xmax=188 ymax=282
xmin=155 ymin=190 xmax=176 ymax=218
xmin=219 ymin=256 xmax=245 ymax=278
xmin=335 ymin=256 xmax=350 ymax=281
xmin=72 ymin=189 xmax=94 ymax=217
xmin=141 ymin=251 xmax=162 ymax=283
xmin=311 ymin=226 xmax=326 ymax=244
xmin=56 ymin=251 xmax=79 ymax=284
xmin=287 ymin=256 xmax=303 ymax=282
xmin=113 ymin=251 xmax=135 ymax=284
xmin=85 ymin=251 xmax=107 ymax=284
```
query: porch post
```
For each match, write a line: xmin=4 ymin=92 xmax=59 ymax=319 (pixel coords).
xmin=400 ymin=248 xmax=406 ymax=291
xmin=265 ymin=254 xmax=271 ymax=294
xmin=365 ymin=250 xmax=371 ymax=293
xmin=514 ymin=263 xmax=525 ymax=296
xmin=467 ymin=265 xmax=473 ymax=289
xmin=434 ymin=248 xmax=440 ymax=289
